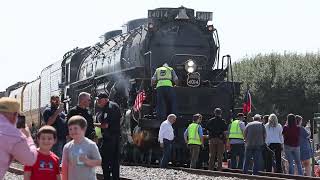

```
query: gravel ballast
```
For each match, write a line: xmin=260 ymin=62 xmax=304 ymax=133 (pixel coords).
xmin=5 ymin=165 xmax=248 ymax=180
xmin=4 ymin=172 xmax=23 ymax=180
xmin=119 ymin=166 xmax=247 ymax=180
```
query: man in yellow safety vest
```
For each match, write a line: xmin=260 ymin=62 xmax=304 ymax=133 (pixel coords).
xmin=184 ymin=114 xmax=204 ymax=168
xmin=151 ymin=63 xmax=178 ymax=121
xmin=228 ymin=113 xmax=246 ymax=169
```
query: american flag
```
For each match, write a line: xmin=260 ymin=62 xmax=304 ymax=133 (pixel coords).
xmin=133 ymin=90 xmax=146 ymax=112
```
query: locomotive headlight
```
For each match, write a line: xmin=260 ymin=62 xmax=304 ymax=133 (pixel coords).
xmin=187 ymin=60 xmax=194 ymax=67
xmin=185 ymin=60 xmax=197 ymax=73
xmin=187 ymin=67 xmax=195 ymax=73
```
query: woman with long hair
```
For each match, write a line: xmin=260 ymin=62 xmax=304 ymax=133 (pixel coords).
xmin=282 ymin=113 xmax=303 ymax=175
xmin=265 ymin=114 xmax=283 ymax=173
xmin=296 ymin=115 xmax=313 ymax=176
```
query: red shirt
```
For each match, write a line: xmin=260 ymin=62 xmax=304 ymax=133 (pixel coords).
xmin=283 ymin=125 xmax=300 ymax=147
xmin=24 ymin=150 xmax=60 ymax=180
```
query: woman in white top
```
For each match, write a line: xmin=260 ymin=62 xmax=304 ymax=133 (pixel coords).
xmin=265 ymin=114 xmax=283 ymax=173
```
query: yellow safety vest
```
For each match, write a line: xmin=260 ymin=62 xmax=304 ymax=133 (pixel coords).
xmin=156 ymin=66 xmax=173 ymax=88
xmin=187 ymin=123 xmax=202 ymax=145
xmin=228 ymin=120 xmax=244 ymax=139
xmin=95 ymin=127 xmax=102 ymax=139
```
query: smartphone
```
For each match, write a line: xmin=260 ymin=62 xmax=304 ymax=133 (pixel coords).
xmin=16 ymin=115 xmax=26 ymax=128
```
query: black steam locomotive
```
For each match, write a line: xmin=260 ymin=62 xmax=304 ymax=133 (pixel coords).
xmin=7 ymin=7 xmax=240 ymax=165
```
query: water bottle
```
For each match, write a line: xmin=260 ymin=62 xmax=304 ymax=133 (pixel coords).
xmin=76 ymin=148 xmax=85 ymax=165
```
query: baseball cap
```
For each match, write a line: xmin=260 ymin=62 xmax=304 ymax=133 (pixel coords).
xmin=96 ymin=92 xmax=109 ymax=99
xmin=0 ymin=97 xmax=20 ymax=113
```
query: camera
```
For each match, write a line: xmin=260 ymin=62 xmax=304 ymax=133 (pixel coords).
xmin=16 ymin=114 xmax=26 ymax=128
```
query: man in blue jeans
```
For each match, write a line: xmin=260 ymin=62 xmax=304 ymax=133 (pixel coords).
xmin=243 ymin=114 xmax=266 ymax=175
xmin=151 ymin=63 xmax=179 ymax=121
xmin=158 ymin=114 xmax=176 ymax=168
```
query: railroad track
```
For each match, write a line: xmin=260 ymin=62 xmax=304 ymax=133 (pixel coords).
xmin=120 ymin=162 xmax=320 ymax=180
xmin=8 ymin=162 xmax=320 ymax=180
xmin=7 ymin=165 xmax=132 ymax=180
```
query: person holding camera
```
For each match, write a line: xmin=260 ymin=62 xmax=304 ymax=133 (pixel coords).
xmin=43 ymin=95 xmax=67 ymax=160
xmin=0 ymin=97 xmax=38 ymax=179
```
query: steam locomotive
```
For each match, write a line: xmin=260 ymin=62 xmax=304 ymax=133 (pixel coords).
xmin=5 ymin=7 xmax=240 ymax=165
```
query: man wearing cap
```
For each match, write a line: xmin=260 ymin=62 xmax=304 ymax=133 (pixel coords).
xmin=243 ymin=114 xmax=266 ymax=175
xmin=95 ymin=92 xmax=122 ymax=180
xmin=0 ymin=97 xmax=38 ymax=179
xmin=151 ymin=63 xmax=178 ymax=121
xmin=228 ymin=113 xmax=246 ymax=169
xmin=43 ymin=95 xmax=67 ymax=160
xmin=67 ymin=92 xmax=95 ymax=140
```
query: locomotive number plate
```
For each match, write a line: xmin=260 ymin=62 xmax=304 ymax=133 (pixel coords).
xmin=187 ymin=72 xmax=200 ymax=87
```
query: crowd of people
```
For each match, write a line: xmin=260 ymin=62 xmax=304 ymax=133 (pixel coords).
xmin=0 ymin=95 xmax=317 ymax=180
xmin=0 ymin=92 xmax=121 ymax=180
xmin=0 ymin=63 xmax=316 ymax=179
xmin=168 ymin=108 xmax=314 ymax=176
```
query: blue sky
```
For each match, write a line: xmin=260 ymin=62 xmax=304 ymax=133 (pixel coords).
xmin=1 ymin=0 xmax=319 ymax=91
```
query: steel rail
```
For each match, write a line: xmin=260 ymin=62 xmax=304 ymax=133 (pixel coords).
xmin=119 ymin=162 xmax=320 ymax=180
xmin=8 ymin=166 xmax=132 ymax=180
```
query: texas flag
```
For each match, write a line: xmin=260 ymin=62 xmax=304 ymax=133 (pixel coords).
xmin=242 ymin=90 xmax=252 ymax=114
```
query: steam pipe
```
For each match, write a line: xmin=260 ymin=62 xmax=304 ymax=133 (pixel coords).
xmin=144 ymin=51 xmax=152 ymax=81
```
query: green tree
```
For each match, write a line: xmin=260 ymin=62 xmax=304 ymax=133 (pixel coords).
xmin=233 ymin=52 xmax=320 ymax=122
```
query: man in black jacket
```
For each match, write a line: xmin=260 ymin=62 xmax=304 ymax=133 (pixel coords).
xmin=67 ymin=92 xmax=95 ymax=140
xmin=206 ymin=108 xmax=228 ymax=171
xmin=95 ymin=92 xmax=122 ymax=180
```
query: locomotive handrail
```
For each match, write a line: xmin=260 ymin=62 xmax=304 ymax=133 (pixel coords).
xmin=144 ymin=51 xmax=152 ymax=80
xmin=222 ymin=55 xmax=235 ymax=113
xmin=93 ymin=66 xmax=145 ymax=80
xmin=212 ymin=29 xmax=220 ymax=70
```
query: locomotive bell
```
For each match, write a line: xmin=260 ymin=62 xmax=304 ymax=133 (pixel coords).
xmin=175 ymin=8 xmax=189 ymax=20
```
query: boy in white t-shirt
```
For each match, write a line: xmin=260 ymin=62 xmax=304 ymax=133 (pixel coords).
xmin=62 ymin=115 xmax=101 ymax=180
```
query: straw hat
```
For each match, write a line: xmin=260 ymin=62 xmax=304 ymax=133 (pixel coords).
xmin=0 ymin=97 xmax=20 ymax=113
